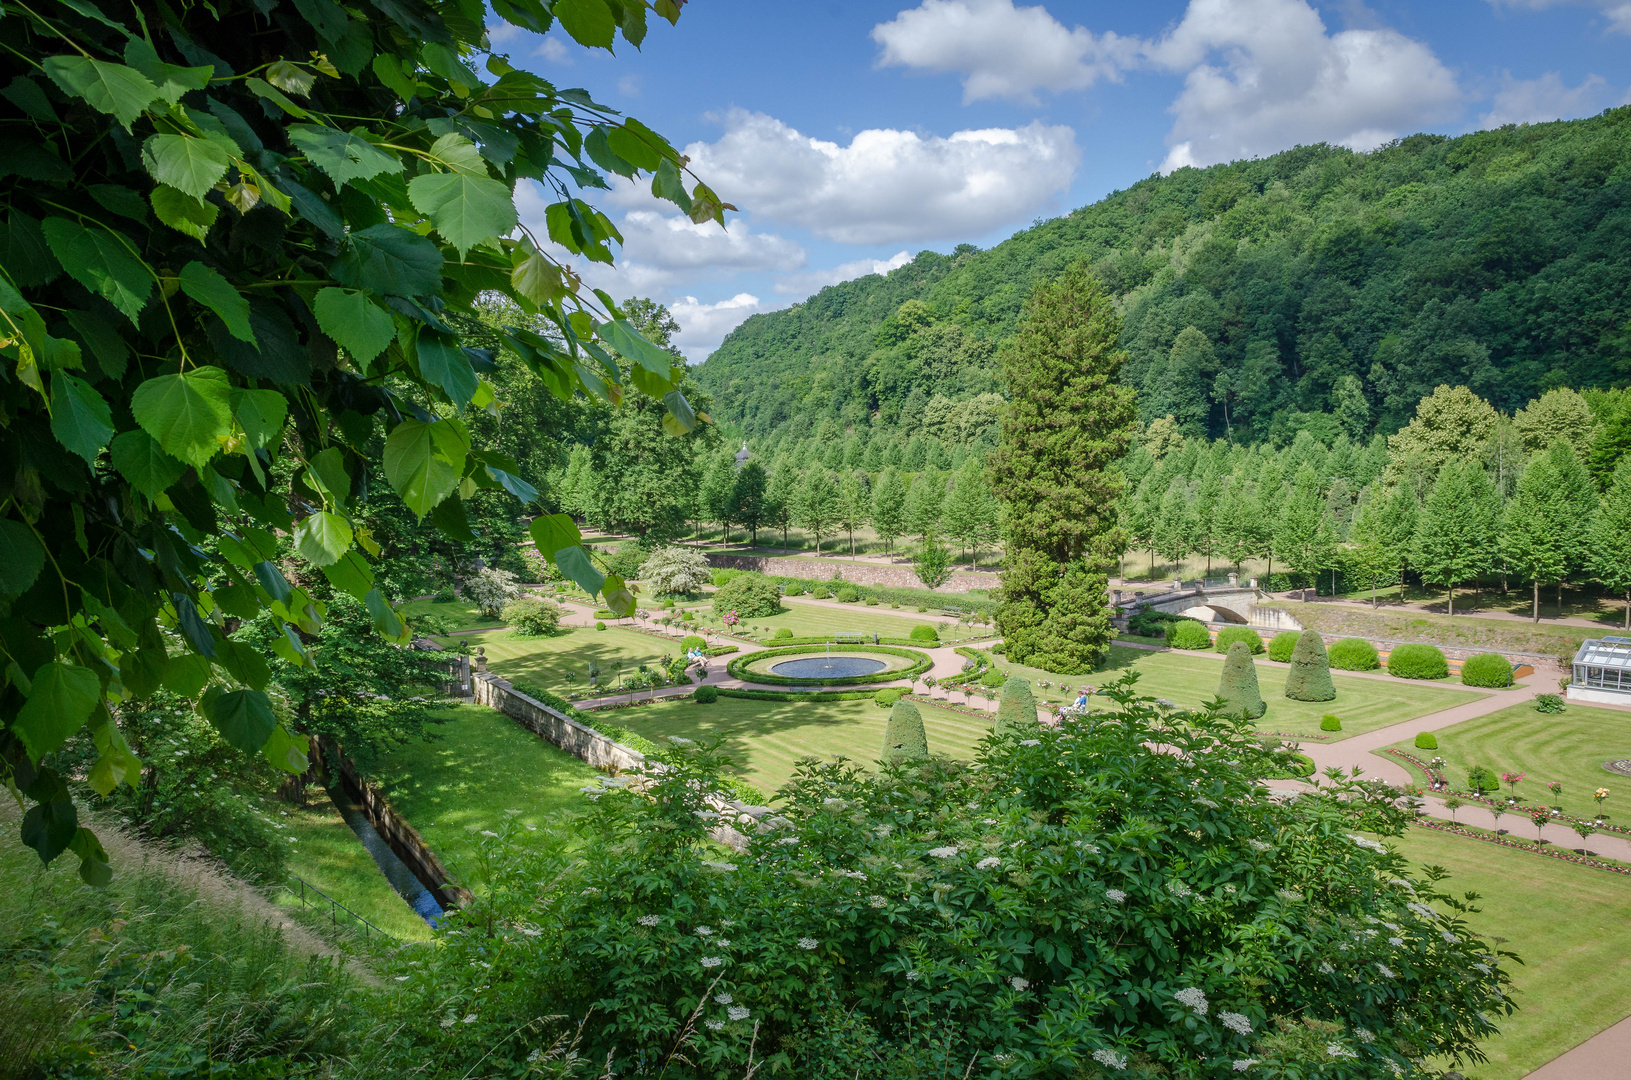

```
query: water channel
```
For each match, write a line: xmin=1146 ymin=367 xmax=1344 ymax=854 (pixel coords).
xmin=327 ymin=782 xmax=444 ymax=924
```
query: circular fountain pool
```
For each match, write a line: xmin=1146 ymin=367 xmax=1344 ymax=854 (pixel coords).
xmin=769 ymin=656 xmax=890 ymax=679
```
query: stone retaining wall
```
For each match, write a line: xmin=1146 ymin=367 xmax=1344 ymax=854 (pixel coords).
xmin=321 ymin=738 xmax=473 ymax=909
xmin=473 ymin=674 xmax=648 ymax=773
xmin=706 ymin=552 xmax=997 ymax=593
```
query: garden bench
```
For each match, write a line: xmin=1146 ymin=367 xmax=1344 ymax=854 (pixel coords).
xmin=831 ymin=633 xmax=866 ymax=646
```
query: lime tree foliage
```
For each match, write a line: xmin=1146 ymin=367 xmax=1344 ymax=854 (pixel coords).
xmin=697 ymin=108 xmax=1631 ymax=445
xmin=0 ymin=0 xmax=721 ymax=881
xmin=372 ymin=680 xmax=1515 ymax=1077
xmin=989 ymin=265 xmax=1135 ymax=674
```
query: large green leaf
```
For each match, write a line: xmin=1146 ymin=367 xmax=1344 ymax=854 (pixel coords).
xmin=231 ymin=388 xmax=288 ymax=450
xmin=600 ymin=318 xmax=676 ymax=376
xmin=40 ymin=218 xmax=153 ymax=323
xmin=287 ymin=125 xmax=403 ymax=188
xmin=123 ymin=38 xmax=213 ymax=105
xmin=42 ymin=56 xmax=158 ymax=129
xmin=204 ymin=687 xmax=276 ymax=754
xmin=130 ymin=367 xmax=232 ymax=468
xmin=406 ymin=171 xmax=517 ymax=257
xmin=48 ymin=373 xmax=114 ymax=465
xmin=331 ymin=223 xmax=444 ymax=297
xmin=416 ymin=330 xmax=479 ymax=404
xmin=161 ymin=651 xmax=212 ymax=698
xmin=109 ymin=429 xmax=187 ymax=497
xmin=141 ymin=134 xmax=231 ymax=200
xmin=21 ymin=799 xmax=77 ymax=865
xmin=261 ymin=725 xmax=311 ymax=774
xmin=313 ymin=288 xmax=396 ymax=369
xmin=14 ymin=662 xmax=100 ymax=761
xmin=216 ymin=639 xmax=270 ymax=691
xmin=555 ymin=544 xmax=605 ymax=600
xmin=320 ymin=549 xmax=375 ymax=600
xmin=383 ymin=419 xmax=465 ymax=518
xmin=70 ymin=827 xmax=112 ymax=887
xmin=293 ymin=511 xmax=352 ymax=566
xmin=151 ymin=185 xmax=219 ymax=244
xmin=179 ymin=262 xmax=254 ymax=345
xmin=527 ymin=513 xmax=582 ymax=561
xmin=0 ymin=519 xmax=45 ymax=596
xmin=555 ymin=0 xmax=615 ymax=48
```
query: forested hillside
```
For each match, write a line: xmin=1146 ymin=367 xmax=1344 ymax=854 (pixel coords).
xmin=697 ymin=107 xmax=1631 ymax=446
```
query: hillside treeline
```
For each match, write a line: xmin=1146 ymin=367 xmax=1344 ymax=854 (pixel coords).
xmin=697 ymin=107 xmax=1631 ymax=447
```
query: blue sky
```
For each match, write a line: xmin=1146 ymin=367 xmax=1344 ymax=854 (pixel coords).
xmin=493 ymin=0 xmax=1631 ymax=357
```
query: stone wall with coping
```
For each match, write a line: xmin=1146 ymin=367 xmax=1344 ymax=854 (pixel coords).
xmin=705 ymin=552 xmax=998 ymax=594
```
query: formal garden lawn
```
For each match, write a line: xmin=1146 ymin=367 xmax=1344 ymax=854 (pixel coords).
xmin=682 ymin=597 xmax=991 ymax=644
xmin=1382 ymin=699 xmax=1631 ymax=816
xmin=401 ymin=596 xmax=504 ymax=634
xmin=986 ymin=645 xmax=1483 ymax=741
xmin=278 ymin=791 xmax=436 ymax=942
xmin=458 ymin=624 xmax=688 ymax=698
xmin=1392 ymin=826 xmax=1631 ymax=1079
xmin=368 ymin=705 xmax=600 ymax=882
xmin=609 ymin=695 xmax=996 ymax=796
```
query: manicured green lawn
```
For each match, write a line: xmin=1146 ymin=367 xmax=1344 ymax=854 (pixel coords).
xmin=368 ymin=705 xmax=601 ymax=882
xmin=609 ymin=695 xmax=996 ymax=796
xmin=688 ymin=597 xmax=990 ymax=644
xmin=989 ymin=645 xmax=1482 ymax=741
xmin=463 ymin=624 xmax=687 ymax=699
xmin=278 ymin=790 xmax=435 ymax=942
xmin=1383 ymin=699 xmax=1631 ymax=816
xmin=1391 ymin=826 xmax=1631 ymax=1079
xmin=401 ymin=596 xmax=503 ymax=634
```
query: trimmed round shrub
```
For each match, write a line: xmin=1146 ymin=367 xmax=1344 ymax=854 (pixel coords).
xmin=1534 ymin=693 xmax=1566 ymax=714
xmin=811 ymin=585 xmax=832 ymax=599
xmin=772 ymin=627 xmax=794 ymax=640
xmin=1267 ymin=632 xmax=1301 ymax=663
xmin=1388 ymin=643 xmax=1449 ymax=680
xmin=503 ymin=597 xmax=563 ymax=637
xmin=1284 ymin=632 xmax=1336 ymax=702
xmin=593 ymin=609 xmax=616 ymax=619
xmin=595 ymin=621 xmax=606 ymax=631
xmin=835 ymin=586 xmax=860 ymax=603
xmin=909 ymin=624 xmax=941 ymax=643
xmin=1414 ymin=731 xmax=1438 ymax=750
xmin=880 ymin=699 xmax=928 ymax=764
xmin=1216 ymin=641 xmax=1266 ymax=719
xmin=1461 ymin=652 xmax=1514 ymax=688
xmin=995 ymin=676 xmax=1038 ymax=734
xmin=1165 ymin=619 xmax=1213 ymax=650
xmin=1219 ymin=629 xmax=1265 ymax=655
xmin=980 ymin=667 xmax=1008 ymax=689
xmin=866 ymin=598 xmax=879 ymax=606
xmin=1467 ymin=765 xmax=1500 ymax=793
xmin=693 ymin=684 xmax=718 ymax=704
xmin=711 ymin=573 xmax=784 ymax=619
xmin=1328 ymin=638 xmax=1380 ymax=671
xmin=874 ymin=687 xmax=904 ymax=708
xmin=1213 ymin=626 xmax=1264 ymax=655
xmin=1320 ymin=714 xmax=1342 ymax=732
xmin=784 ymin=583 xmax=807 ymax=596
xmin=681 ymin=635 xmax=706 ymax=652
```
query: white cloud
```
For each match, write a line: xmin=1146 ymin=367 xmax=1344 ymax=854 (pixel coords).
xmin=1148 ymin=0 xmax=1462 ymax=171
xmin=673 ymin=110 xmax=1078 ymax=244
xmin=537 ymin=36 xmax=571 ymax=62
xmin=1479 ymin=71 xmax=1609 ymax=127
xmin=617 ymin=74 xmax=641 ymax=96
xmin=1486 ymin=0 xmax=1631 ymax=34
xmin=871 ymin=0 xmax=1135 ymax=104
xmin=669 ymin=294 xmax=778 ymax=358
xmin=774 ymin=251 xmax=913 ymax=296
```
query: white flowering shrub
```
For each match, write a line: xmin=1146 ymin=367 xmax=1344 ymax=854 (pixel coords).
xmin=464 ymin=566 xmax=521 ymax=618
xmin=371 ymin=676 xmax=1514 ymax=1078
xmin=638 ymin=545 xmax=714 ymax=597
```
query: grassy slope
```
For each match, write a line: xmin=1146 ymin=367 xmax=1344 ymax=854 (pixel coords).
xmin=1383 ymin=699 xmax=1631 ymax=817
xmin=991 ymin=645 xmax=1482 ymax=740
xmin=1394 ymin=827 xmax=1631 ymax=1079
xmin=277 ymin=790 xmax=434 ymax=942
xmin=401 ymin=596 xmax=504 ymax=634
xmin=462 ymin=625 xmax=685 ymax=698
xmin=1271 ymin=602 xmax=1588 ymax=663
xmin=609 ymin=696 xmax=994 ymax=795
xmin=368 ymin=704 xmax=601 ymax=882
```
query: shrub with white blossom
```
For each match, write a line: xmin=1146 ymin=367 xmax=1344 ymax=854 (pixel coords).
xmin=372 ymin=675 xmax=1515 ymax=1078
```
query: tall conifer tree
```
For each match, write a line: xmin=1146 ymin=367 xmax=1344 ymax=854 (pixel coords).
xmin=870 ymin=468 xmax=909 ymax=554
xmin=1502 ymin=453 xmax=1567 ymax=622
xmin=1413 ymin=464 xmax=1495 ymax=616
xmin=988 ymin=265 xmax=1136 ymax=673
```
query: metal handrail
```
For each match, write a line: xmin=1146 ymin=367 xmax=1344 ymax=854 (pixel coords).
xmin=278 ymin=871 xmax=398 ymax=942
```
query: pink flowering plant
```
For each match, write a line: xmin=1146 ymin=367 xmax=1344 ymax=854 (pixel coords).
xmin=378 ymin=674 xmax=1515 ymax=1077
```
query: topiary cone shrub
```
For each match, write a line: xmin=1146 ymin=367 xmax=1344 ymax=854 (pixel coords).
xmin=995 ymin=676 xmax=1039 ymax=734
xmin=1388 ymin=643 xmax=1449 ymax=680
xmin=1461 ymin=652 xmax=1514 ymax=688
xmin=1328 ymin=638 xmax=1380 ymax=671
xmin=1268 ymin=632 xmax=1302 ymax=663
xmin=1284 ymin=632 xmax=1336 ymax=701
xmin=1414 ymin=731 xmax=1438 ymax=750
xmin=881 ymin=699 xmax=929 ymax=764
xmin=1214 ymin=626 xmax=1264 ymax=655
xmin=1216 ymin=641 xmax=1266 ymax=719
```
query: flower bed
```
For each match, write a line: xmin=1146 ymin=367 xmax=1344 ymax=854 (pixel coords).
xmin=727 ymin=645 xmax=931 ymax=687
xmin=1387 ymin=748 xmax=1628 ymax=836
xmin=716 ymin=687 xmax=882 ymax=703
xmin=1413 ymin=818 xmax=1631 ymax=876
xmin=905 ymin=693 xmax=993 ymax=719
